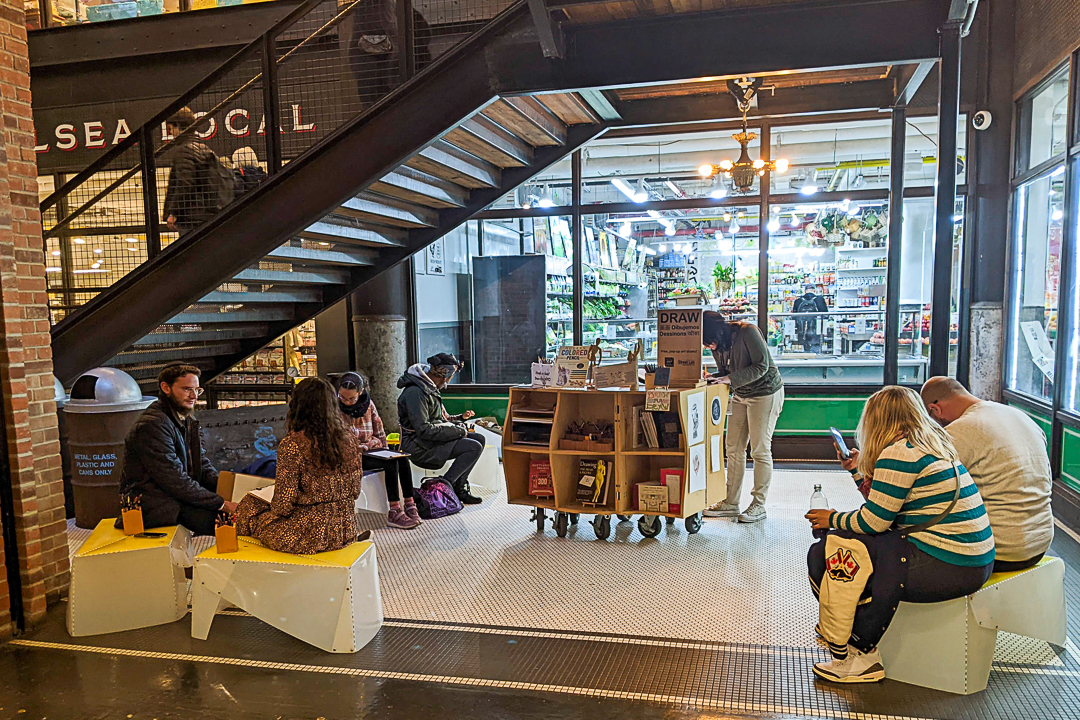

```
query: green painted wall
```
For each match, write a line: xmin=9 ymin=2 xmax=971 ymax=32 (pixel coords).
xmin=1061 ymin=426 xmax=1080 ymax=494
xmin=444 ymin=391 xmax=870 ymax=436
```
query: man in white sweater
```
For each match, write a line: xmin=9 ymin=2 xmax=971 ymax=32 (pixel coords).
xmin=921 ymin=377 xmax=1054 ymax=572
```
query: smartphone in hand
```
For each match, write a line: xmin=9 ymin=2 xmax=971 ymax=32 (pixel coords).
xmin=830 ymin=427 xmax=851 ymax=459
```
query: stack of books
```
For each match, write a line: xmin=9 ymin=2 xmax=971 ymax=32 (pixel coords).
xmin=511 ymin=404 xmax=555 ymax=446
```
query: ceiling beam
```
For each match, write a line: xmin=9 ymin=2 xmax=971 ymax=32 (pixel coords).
xmin=526 ymin=0 xmax=565 ymax=59
xmin=609 ymin=79 xmax=895 ymax=127
xmin=492 ymin=0 xmax=951 ymax=96
xmin=892 ymin=61 xmax=936 ymax=106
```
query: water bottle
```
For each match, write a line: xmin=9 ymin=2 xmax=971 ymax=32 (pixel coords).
xmin=810 ymin=484 xmax=828 ymax=539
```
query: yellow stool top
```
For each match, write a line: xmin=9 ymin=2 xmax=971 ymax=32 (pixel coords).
xmin=980 ymin=555 xmax=1059 ymax=591
xmin=196 ymin=536 xmax=373 ymax=568
xmin=75 ymin=519 xmax=181 ymax=557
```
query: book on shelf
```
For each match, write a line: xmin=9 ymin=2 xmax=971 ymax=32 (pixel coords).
xmin=629 ymin=406 xmax=645 ymax=449
xmin=659 ymin=467 xmax=683 ymax=514
xmin=651 ymin=411 xmax=681 ymax=449
xmin=577 ymin=458 xmax=611 ymax=504
xmin=641 ymin=411 xmax=659 ymax=448
xmin=528 ymin=457 xmax=554 ymax=497
xmin=636 ymin=482 xmax=669 ymax=513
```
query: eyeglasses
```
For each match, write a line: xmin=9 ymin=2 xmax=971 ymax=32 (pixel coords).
xmin=179 ymin=386 xmax=205 ymax=397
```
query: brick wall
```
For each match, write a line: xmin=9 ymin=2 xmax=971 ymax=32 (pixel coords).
xmin=0 ymin=0 xmax=68 ymax=634
xmin=1015 ymin=0 xmax=1080 ymax=93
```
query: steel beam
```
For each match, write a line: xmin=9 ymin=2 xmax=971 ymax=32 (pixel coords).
xmin=527 ymin=0 xmax=565 ymax=59
xmin=893 ymin=61 xmax=935 ymax=107
xmin=572 ymin=149 xmax=583 ymax=345
xmin=493 ymin=0 xmax=951 ymax=95
xmin=930 ymin=23 xmax=961 ymax=378
xmin=612 ymin=80 xmax=895 ymax=127
xmin=884 ymin=107 xmax=906 ymax=385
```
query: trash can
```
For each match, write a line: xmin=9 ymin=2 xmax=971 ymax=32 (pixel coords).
xmin=62 ymin=368 xmax=154 ymax=528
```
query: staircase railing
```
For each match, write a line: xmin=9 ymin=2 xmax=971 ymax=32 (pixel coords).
xmin=40 ymin=0 xmax=519 ymax=325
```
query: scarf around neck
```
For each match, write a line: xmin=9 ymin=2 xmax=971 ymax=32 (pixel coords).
xmin=339 ymin=391 xmax=372 ymax=419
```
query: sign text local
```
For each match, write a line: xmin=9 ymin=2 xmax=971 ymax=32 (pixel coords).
xmin=34 ymin=104 xmax=317 ymax=156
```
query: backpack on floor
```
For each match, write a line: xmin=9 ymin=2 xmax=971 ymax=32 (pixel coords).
xmin=414 ymin=477 xmax=462 ymax=520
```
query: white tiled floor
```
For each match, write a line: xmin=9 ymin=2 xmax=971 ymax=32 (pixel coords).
xmin=65 ymin=467 xmax=1062 ymax=663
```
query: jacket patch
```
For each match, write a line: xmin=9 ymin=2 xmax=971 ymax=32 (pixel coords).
xmin=826 ymin=548 xmax=861 ymax=582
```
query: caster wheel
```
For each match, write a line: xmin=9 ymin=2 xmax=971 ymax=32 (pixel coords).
xmin=637 ymin=515 xmax=662 ymax=538
xmin=569 ymin=513 xmax=580 ymax=525
xmin=685 ymin=512 xmax=703 ymax=534
xmin=617 ymin=515 xmax=631 ymax=522
xmin=555 ymin=512 xmax=569 ymax=538
xmin=592 ymin=515 xmax=611 ymax=540
xmin=533 ymin=507 xmax=546 ymax=532
xmin=666 ymin=516 xmax=676 ymax=526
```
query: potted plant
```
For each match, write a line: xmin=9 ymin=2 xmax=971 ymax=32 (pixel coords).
xmin=713 ymin=263 xmax=736 ymax=296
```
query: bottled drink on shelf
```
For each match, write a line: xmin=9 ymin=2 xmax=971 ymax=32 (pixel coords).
xmin=810 ymin=484 xmax=829 ymax=539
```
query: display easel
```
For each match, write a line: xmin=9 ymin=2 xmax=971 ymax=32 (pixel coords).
xmin=502 ymin=384 xmax=728 ymax=540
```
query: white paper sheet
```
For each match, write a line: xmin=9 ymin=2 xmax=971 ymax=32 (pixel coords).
xmin=365 ymin=449 xmax=408 ymax=460
xmin=248 ymin=485 xmax=275 ymax=503
xmin=686 ymin=391 xmax=705 ymax=445
xmin=710 ymin=435 xmax=722 ymax=474
xmin=689 ymin=444 xmax=706 ymax=494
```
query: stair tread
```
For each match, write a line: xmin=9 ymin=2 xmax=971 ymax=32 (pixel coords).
xmin=233 ymin=267 xmax=351 ymax=285
xmin=444 ymin=116 xmax=533 ymax=168
xmin=371 ymin=167 xmax=470 ymax=209
xmin=301 ymin=220 xmax=406 ymax=248
xmin=266 ymin=244 xmax=378 ymax=267
xmin=406 ymin=141 xmax=501 ymax=189
xmin=337 ymin=193 xmax=439 ymax=228
xmin=482 ymin=98 xmax=566 ymax=147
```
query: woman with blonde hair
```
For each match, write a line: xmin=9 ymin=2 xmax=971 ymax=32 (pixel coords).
xmin=804 ymin=386 xmax=994 ymax=684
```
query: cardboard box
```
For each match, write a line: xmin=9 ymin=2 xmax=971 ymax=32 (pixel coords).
xmin=657 ymin=308 xmax=703 ymax=387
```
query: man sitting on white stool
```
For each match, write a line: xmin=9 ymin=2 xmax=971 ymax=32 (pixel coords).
xmin=921 ymin=377 xmax=1054 ymax=572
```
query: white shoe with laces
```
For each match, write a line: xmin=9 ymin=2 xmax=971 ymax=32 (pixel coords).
xmin=813 ymin=647 xmax=885 ymax=683
xmin=737 ymin=502 xmax=767 ymax=523
xmin=703 ymin=501 xmax=740 ymax=518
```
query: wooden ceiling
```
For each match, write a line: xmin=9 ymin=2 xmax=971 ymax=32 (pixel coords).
xmin=611 ymin=67 xmax=893 ymax=102
xmin=552 ymin=0 xmax=823 ymax=25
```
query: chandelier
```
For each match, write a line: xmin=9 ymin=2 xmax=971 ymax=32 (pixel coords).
xmin=698 ymin=78 xmax=789 ymax=193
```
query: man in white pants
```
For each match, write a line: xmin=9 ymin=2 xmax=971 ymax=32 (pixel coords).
xmin=701 ymin=311 xmax=786 ymax=523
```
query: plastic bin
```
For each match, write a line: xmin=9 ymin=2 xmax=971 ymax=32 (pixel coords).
xmin=63 ymin=368 xmax=154 ymax=529
xmin=136 ymin=0 xmax=164 ymax=14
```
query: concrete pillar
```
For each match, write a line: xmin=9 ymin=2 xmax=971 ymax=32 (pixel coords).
xmin=0 ymin=0 xmax=68 ymax=634
xmin=350 ymin=263 xmax=412 ymax=432
xmin=968 ymin=301 xmax=1003 ymax=401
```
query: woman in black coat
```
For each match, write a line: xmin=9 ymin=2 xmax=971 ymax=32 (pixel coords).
xmin=396 ymin=353 xmax=484 ymax=504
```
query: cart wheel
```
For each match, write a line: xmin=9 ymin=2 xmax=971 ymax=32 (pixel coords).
xmin=666 ymin=516 xmax=676 ymax=526
xmin=617 ymin=515 xmax=631 ymax=522
xmin=555 ymin=512 xmax=569 ymax=538
xmin=592 ymin=515 xmax=611 ymax=540
xmin=685 ymin=512 xmax=703 ymax=534
xmin=533 ymin=507 xmax=546 ymax=532
xmin=569 ymin=513 xmax=580 ymax=525
xmin=637 ymin=515 xmax=662 ymax=538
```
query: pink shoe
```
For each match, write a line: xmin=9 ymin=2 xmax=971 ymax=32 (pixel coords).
xmin=387 ymin=506 xmax=419 ymax=529
xmin=404 ymin=502 xmax=422 ymax=525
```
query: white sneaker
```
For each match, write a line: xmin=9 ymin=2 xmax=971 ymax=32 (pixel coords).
xmin=813 ymin=647 xmax=885 ymax=684
xmin=737 ymin=503 xmax=767 ymax=523
xmin=703 ymin=501 xmax=740 ymax=518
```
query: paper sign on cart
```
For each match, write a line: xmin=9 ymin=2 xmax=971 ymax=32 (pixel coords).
xmin=688 ymin=444 xmax=706 ymax=494
xmin=531 ymin=363 xmax=554 ymax=387
xmin=645 ymin=389 xmax=671 ymax=412
xmin=710 ymin=436 xmax=722 ymax=473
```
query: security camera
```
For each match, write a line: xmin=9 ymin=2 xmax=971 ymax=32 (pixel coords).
xmin=972 ymin=111 xmax=993 ymax=131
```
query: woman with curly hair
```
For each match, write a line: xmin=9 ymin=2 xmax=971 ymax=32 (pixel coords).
xmin=235 ymin=377 xmax=364 ymax=554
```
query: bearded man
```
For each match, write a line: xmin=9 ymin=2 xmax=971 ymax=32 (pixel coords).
xmin=119 ymin=364 xmax=236 ymax=534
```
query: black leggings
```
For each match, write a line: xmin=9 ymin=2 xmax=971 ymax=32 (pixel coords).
xmin=994 ymin=553 xmax=1044 ymax=573
xmin=363 ymin=455 xmax=414 ymax=502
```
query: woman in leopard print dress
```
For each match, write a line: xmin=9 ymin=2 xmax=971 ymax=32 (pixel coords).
xmin=235 ymin=377 xmax=363 ymax=554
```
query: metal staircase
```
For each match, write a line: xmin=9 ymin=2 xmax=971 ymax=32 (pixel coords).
xmin=43 ymin=0 xmax=608 ymax=388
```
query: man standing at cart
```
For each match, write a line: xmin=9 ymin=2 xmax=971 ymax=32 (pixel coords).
xmin=700 ymin=311 xmax=785 ymax=523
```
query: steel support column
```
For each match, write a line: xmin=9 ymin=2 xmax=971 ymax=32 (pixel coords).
xmin=261 ymin=34 xmax=283 ymax=175
xmin=930 ymin=22 xmax=961 ymax=377
xmin=572 ymin=149 xmax=583 ymax=345
xmin=139 ymin=126 xmax=161 ymax=259
xmin=758 ymin=124 xmax=770 ymax=333
xmin=885 ymin=107 xmax=906 ymax=385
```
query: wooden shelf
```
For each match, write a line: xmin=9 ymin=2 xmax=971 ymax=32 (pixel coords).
xmin=621 ymin=449 xmax=685 ymax=455
xmin=550 ymin=449 xmax=615 ymax=456
xmin=504 ymin=443 xmax=552 ymax=452
xmin=507 ymin=496 xmax=556 ymax=509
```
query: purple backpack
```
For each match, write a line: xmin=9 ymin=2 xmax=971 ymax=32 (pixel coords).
xmin=415 ymin=477 xmax=463 ymax=519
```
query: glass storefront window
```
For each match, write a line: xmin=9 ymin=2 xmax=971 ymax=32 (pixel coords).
xmin=1019 ymin=68 xmax=1070 ymax=173
xmin=1007 ymin=168 xmax=1065 ymax=402
xmin=764 ymin=198 xmax=889 ymax=384
xmin=1065 ymin=159 xmax=1080 ymax=412
xmin=770 ymin=119 xmax=892 ymax=194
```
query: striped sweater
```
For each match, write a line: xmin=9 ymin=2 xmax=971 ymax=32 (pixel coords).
xmin=829 ymin=440 xmax=995 ymax=567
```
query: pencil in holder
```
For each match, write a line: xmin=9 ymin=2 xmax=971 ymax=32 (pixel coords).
xmin=214 ymin=510 xmax=238 ymax=553
xmin=120 ymin=493 xmax=144 ymax=536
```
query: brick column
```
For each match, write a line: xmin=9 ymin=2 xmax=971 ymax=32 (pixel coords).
xmin=0 ymin=0 xmax=69 ymax=634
